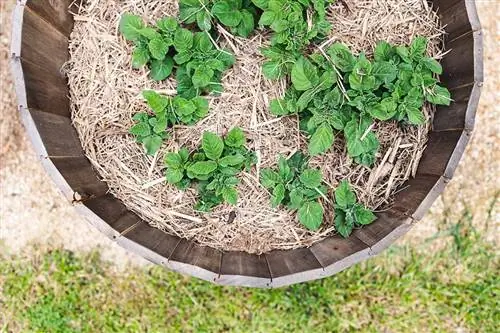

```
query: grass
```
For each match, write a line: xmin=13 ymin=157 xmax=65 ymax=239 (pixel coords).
xmin=1 ymin=208 xmax=498 ymax=333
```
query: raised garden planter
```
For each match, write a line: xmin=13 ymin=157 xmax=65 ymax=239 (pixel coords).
xmin=10 ymin=0 xmax=483 ymax=287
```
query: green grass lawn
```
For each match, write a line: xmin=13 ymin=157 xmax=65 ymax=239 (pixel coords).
xmin=1 ymin=210 xmax=498 ymax=333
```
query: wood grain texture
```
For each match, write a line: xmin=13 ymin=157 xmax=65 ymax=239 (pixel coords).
xmin=50 ymin=156 xmax=109 ymax=199
xmin=9 ymin=0 xmax=484 ymax=287
xmin=26 ymin=0 xmax=77 ymax=36
xmin=28 ymin=109 xmax=84 ymax=157
xmin=416 ymin=130 xmax=471 ymax=178
xmin=21 ymin=57 xmax=70 ymax=117
xmin=392 ymin=175 xmax=447 ymax=220
xmin=170 ymin=240 xmax=222 ymax=274
xmin=432 ymin=82 xmax=481 ymax=131
xmin=353 ymin=209 xmax=412 ymax=255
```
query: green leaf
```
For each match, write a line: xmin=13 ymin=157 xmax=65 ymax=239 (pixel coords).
xmin=308 ymin=123 xmax=334 ymax=156
xmin=150 ymin=57 xmax=174 ymax=81
xmin=298 ymin=201 xmax=323 ymax=231
xmin=353 ymin=204 xmax=376 ymax=225
xmin=130 ymin=122 xmax=151 ymax=137
xmin=410 ymin=36 xmax=428 ymax=58
xmin=174 ymin=28 xmax=194 ymax=52
xmin=271 ymin=183 xmax=285 ymax=208
xmin=262 ymin=60 xmax=284 ymax=80
xmin=426 ymin=85 xmax=451 ymax=106
xmin=142 ymin=135 xmax=163 ymax=155
xmin=328 ymin=43 xmax=356 ymax=72
xmin=132 ymin=45 xmax=150 ymax=68
xmin=142 ymin=90 xmax=168 ymax=114
xmin=212 ymin=0 xmax=242 ymax=27
xmin=335 ymin=180 xmax=356 ymax=209
xmin=196 ymin=10 xmax=212 ymax=31
xmin=148 ymin=38 xmax=169 ymax=60
xmin=288 ymin=188 xmax=304 ymax=210
xmin=222 ymin=187 xmax=238 ymax=205
xmin=291 ymin=57 xmax=319 ymax=91
xmin=202 ymin=132 xmax=224 ymax=160
xmin=334 ymin=209 xmax=353 ymax=238
xmin=421 ymin=57 xmax=443 ymax=75
xmin=166 ymin=168 xmax=184 ymax=184
xmin=372 ymin=61 xmax=398 ymax=85
xmin=164 ymin=152 xmax=183 ymax=169
xmin=396 ymin=46 xmax=411 ymax=63
xmin=187 ymin=161 xmax=218 ymax=175
xmin=369 ymin=97 xmax=398 ymax=121
xmin=278 ymin=156 xmax=292 ymax=181
xmin=119 ymin=14 xmax=144 ymax=41
xmin=270 ymin=99 xmax=288 ymax=116
xmin=192 ymin=97 xmax=209 ymax=118
xmin=192 ymin=67 xmax=214 ymax=88
xmin=138 ymin=27 xmax=161 ymax=40
xmin=225 ymin=127 xmax=246 ymax=147
xmin=406 ymin=106 xmax=425 ymax=125
xmin=219 ymin=154 xmax=246 ymax=167
xmin=259 ymin=11 xmax=275 ymax=25
xmin=299 ymin=169 xmax=322 ymax=189
xmin=236 ymin=9 xmax=255 ymax=37
xmin=174 ymin=97 xmax=196 ymax=116
xmin=157 ymin=17 xmax=178 ymax=32
xmin=194 ymin=32 xmax=214 ymax=52
xmin=374 ymin=41 xmax=393 ymax=62
xmin=260 ymin=169 xmax=281 ymax=188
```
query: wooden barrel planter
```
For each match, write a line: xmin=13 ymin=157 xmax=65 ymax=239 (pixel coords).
xmin=10 ymin=0 xmax=483 ymax=287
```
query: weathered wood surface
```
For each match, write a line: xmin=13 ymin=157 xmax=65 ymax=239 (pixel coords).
xmin=10 ymin=0 xmax=483 ymax=287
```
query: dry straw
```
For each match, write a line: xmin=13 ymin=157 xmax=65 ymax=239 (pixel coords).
xmin=67 ymin=0 xmax=444 ymax=253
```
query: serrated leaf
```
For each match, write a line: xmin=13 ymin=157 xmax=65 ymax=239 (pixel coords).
xmin=353 ymin=204 xmax=376 ymax=225
xmin=119 ymin=14 xmax=144 ymax=41
xmin=187 ymin=161 xmax=218 ymax=175
xmin=222 ymin=187 xmax=238 ymax=205
xmin=150 ymin=57 xmax=174 ymax=81
xmin=202 ymin=132 xmax=224 ymax=160
xmin=308 ymin=123 xmax=334 ymax=156
xmin=298 ymin=201 xmax=323 ymax=231
xmin=212 ymin=0 xmax=242 ymax=27
xmin=291 ymin=57 xmax=319 ymax=91
xmin=335 ymin=180 xmax=356 ymax=209
xmin=299 ymin=169 xmax=322 ymax=189
xmin=148 ymin=38 xmax=168 ymax=60
xmin=166 ymin=168 xmax=184 ymax=184
xmin=271 ymin=183 xmax=285 ymax=208
xmin=224 ymin=127 xmax=246 ymax=147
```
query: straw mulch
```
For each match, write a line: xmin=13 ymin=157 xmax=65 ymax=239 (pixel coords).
xmin=67 ymin=0 xmax=444 ymax=253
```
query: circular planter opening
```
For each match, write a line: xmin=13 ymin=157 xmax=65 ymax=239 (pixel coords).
xmin=10 ymin=0 xmax=483 ymax=287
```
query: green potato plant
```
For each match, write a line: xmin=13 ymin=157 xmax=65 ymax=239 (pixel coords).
xmin=164 ymin=128 xmax=257 ymax=211
xmin=130 ymin=90 xmax=209 ymax=155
